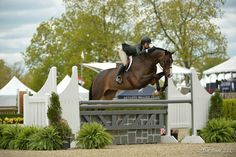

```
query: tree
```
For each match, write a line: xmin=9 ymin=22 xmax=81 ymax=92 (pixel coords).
xmin=132 ymin=0 xmax=227 ymax=73
xmin=10 ymin=61 xmax=25 ymax=79
xmin=23 ymin=0 xmax=130 ymax=90
xmin=0 ymin=59 xmax=12 ymax=88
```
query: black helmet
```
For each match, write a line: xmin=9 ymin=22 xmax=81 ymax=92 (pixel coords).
xmin=141 ymin=36 xmax=151 ymax=45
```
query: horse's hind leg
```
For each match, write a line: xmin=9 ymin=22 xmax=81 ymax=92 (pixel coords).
xmin=92 ymin=87 xmax=106 ymax=100
xmin=102 ymin=90 xmax=117 ymax=100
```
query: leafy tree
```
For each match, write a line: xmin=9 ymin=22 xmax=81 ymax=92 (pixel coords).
xmin=131 ymin=0 xmax=227 ymax=73
xmin=23 ymin=0 xmax=130 ymax=90
xmin=23 ymin=0 xmax=228 ymax=90
xmin=0 ymin=59 xmax=12 ymax=88
xmin=10 ymin=61 xmax=25 ymax=79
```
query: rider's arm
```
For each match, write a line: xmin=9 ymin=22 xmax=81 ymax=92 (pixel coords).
xmin=136 ymin=44 xmax=145 ymax=55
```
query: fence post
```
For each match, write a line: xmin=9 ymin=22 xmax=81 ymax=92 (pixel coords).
xmin=23 ymin=93 xmax=29 ymax=125
xmin=181 ymin=69 xmax=205 ymax=143
xmin=59 ymin=66 xmax=80 ymax=134
xmin=190 ymin=72 xmax=195 ymax=136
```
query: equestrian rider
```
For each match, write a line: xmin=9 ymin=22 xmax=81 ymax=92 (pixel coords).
xmin=116 ymin=36 xmax=152 ymax=84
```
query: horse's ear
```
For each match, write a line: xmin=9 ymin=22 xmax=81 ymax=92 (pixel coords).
xmin=170 ymin=51 xmax=175 ymax=55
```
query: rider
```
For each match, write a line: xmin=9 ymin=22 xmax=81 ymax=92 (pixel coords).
xmin=115 ymin=36 xmax=152 ymax=84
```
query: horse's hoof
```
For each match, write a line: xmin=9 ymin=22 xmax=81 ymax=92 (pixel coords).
xmin=153 ymin=90 xmax=159 ymax=96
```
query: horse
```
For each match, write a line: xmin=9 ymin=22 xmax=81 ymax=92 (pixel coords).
xmin=89 ymin=47 xmax=173 ymax=100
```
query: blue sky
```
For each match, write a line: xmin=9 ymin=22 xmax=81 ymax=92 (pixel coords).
xmin=0 ymin=0 xmax=236 ymax=66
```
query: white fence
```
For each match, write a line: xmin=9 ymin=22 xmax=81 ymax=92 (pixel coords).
xmin=167 ymin=69 xmax=211 ymax=136
xmin=24 ymin=66 xmax=80 ymax=134
xmin=24 ymin=66 xmax=211 ymax=138
xmin=23 ymin=67 xmax=56 ymax=127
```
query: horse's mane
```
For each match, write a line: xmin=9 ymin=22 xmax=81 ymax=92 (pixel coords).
xmin=148 ymin=46 xmax=168 ymax=53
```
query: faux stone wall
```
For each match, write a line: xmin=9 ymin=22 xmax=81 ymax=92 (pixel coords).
xmin=80 ymin=111 xmax=164 ymax=145
xmin=111 ymin=129 xmax=161 ymax=144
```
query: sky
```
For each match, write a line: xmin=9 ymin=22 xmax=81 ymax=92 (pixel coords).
xmin=0 ymin=0 xmax=236 ymax=66
xmin=0 ymin=0 xmax=65 ymax=65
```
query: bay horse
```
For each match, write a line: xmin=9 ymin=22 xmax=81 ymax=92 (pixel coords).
xmin=89 ymin=47 xmax=173 ymax=100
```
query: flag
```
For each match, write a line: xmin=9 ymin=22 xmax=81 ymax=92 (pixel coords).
xmin=81 ymin=51 xmax=85 ymax=60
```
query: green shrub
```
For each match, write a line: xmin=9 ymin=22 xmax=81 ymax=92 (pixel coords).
xmin=231 ymin=120 xmax=236 ymax=141
xmin=76 ymin=122 xmax=112 ymax=149
xmin=47 ymin=92 xmax=62 ymax=125
xmin=209 ymin=91 xmax=223 ymax=120
xmin=47 ymin=92 xmax=72 ymax=144
xmin=222 ymin=99 xmax=236 ymax=120
xmin=0 ymin=125 xmax=22 ymax=149
xmin=0 ymin=124 xmax=8 ymax=143
xmin=200 ymin=118 xmax=234 ymax=143
xmin=15 ymin=126 xmax=39 ymax=150
xmin=27 ymin=126 xmax=63 ymax=150
xmin=53 ymin=119 xmax=72 ymax=140
xmin=0 ymin=114 xmax=23 ymax=119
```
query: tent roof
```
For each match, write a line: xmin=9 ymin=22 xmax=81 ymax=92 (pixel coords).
xmin=83 ymin=63 xmax=116 ymax=73
xmin=83 ymin=62 xmax=191 ymax=74
xmin=203 ymin=56 xmax=236 ymax=75
xmin=57 ymin=75 xmax=89 ymax=94
xmin=0 ymin=76 xmax=35 ymax=95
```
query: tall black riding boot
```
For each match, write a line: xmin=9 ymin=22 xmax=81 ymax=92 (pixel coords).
xmin=115 ymin=64 xmax=125 ymax=84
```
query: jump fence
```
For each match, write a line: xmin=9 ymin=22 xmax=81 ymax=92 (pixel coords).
xmin=24 ymin=66 xmax=211 ymax=144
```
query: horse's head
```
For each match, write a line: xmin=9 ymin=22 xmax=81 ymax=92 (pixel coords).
xmin=158 ymin=50 xmax=174 ymax=78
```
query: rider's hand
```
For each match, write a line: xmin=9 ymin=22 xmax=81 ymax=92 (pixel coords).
xmin=140 ymin=49 xmax=148 ymax=54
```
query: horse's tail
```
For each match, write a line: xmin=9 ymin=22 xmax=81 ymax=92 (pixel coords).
xmin=89 ymin=79 xmax=93 ymax=100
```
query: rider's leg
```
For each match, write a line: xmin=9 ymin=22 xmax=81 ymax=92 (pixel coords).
xmin=119 ymin=50 xmax=128 ymax=65
xmin=116 ymin=64 xmax=126 ymax=84
xmin=116 ymin=50 xmax=127 ymax=83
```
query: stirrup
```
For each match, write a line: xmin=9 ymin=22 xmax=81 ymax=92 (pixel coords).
xmin=115 ymin=76 xmax=122 ymax=84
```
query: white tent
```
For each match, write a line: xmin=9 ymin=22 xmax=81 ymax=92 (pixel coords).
xmin=57 ymin=75 xmax=89 ymax=100
xmin=202 ymin=56 xmax=236 ymax=84
xmin=83 ymin=62 xmax=191 ymax=74
xmin=203 ymin=56 xmax=236 ymax=75
xmin=0 ymin=76 xmax=35 ymax=107
xmin=83 ymin=62 xmax=116 ymax=73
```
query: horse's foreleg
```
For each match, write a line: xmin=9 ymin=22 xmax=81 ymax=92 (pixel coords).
xmin=160 ymin=76 xmax=168 ymax=92
xmin=103 ymin=89 xmax=118 ymax=100
xmin=153 ymin=72 xmax=164 ymax=91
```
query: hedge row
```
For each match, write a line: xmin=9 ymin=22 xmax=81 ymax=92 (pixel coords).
xmin=222 ymin=99 xmax=236 ymax=120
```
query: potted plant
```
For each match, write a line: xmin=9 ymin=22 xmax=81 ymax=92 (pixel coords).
xmin=53 ymin=119 xmax=73 ymax=149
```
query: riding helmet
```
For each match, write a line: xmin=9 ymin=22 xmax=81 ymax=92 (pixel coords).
xmin=141 ymin=36 xmax=151 ymax=45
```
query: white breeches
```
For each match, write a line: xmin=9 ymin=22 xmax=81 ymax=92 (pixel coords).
xmin=119 ymin=50 xmax=128 ymax=65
